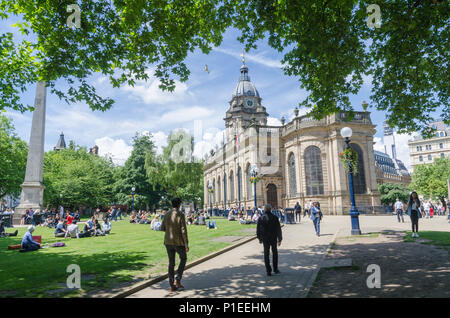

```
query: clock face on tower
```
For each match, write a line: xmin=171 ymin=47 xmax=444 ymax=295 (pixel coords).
xmin=245 ymin=99 xmax=254 ymax=107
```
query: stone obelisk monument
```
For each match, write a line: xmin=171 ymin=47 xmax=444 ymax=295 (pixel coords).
xmin=14 ymin=82 xmax=47 ymax=225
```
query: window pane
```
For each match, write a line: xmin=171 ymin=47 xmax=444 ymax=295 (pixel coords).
xmin=350 ymin=143 xmax=367 ymax=194
xmin=304 ymin=146 xmax=324 ymax=195
xmin=288 ymin=153 xmax=297 ymax=197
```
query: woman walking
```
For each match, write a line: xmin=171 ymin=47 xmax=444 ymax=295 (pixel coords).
xmin=406 ymin=192 xmax=422 ymax=238
xmin=310 ymin=202 xmax=322 ymax=237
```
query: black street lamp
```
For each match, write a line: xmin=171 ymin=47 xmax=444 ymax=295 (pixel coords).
xmin=250 ymin=164 xmax=259 ymax=212
xmin=340 ymin=127 xmax=362 ymax=235
xmin=131 ymin=186 xmax=136 ymax=215
xmin=208 ymin=181 xmax=213 ymax=217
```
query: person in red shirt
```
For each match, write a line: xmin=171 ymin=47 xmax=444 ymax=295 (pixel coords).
xmin=66 ymin=212 xmax=74 ymax=225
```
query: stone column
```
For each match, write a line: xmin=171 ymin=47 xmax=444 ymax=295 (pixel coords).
xmin=14 ymin=82 xmax=47 ymax=225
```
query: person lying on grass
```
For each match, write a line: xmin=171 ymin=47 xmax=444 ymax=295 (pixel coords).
xmin=0 ymin=220 xmax=18 ymax=237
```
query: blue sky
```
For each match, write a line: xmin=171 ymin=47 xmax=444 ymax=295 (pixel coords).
xmin=3 ymin=21 xmax=418 ymax=168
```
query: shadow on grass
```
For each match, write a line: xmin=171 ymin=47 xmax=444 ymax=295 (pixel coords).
xmin=0 ymin=246 xmax=151 ymax=298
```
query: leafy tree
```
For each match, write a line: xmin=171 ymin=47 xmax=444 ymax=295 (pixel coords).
xmin=43 ymin=145 xmax=115 ymax=210
xmin=145 ymin=129 xmax=203 ymax=205
xmin=113 ymin=133 xmax=160 ymax=210
xmin=0 ymin=114 xmax=28 ymax=197
xmin=1 ymin=1 xmax=447 ymax=134
xmin=0 ymin=0 xmax=232 ymax=112
xmin=411 ymin=157 xmax=450 ymax=206
xmin=378 ymin=182 xmax=412 ymax=207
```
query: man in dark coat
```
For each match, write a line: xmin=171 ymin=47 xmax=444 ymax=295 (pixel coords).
xmin=257 ymin=204 xmax=283 ymax=276
xmin=294 ymin=202 xmax=302 ymax=223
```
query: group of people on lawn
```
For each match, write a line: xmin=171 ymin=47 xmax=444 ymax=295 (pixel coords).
xmin=54 ymin=215 xmax=112 ymax=238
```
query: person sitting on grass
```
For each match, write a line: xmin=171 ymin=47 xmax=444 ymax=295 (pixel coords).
xmin=0 ymin=220 xmax=18 ymax=237
xmin=66 ymin=212 xmax=74 ymax=225
xmin=82 ymin=216 xmax=96 ymax=237
xmin=198 ymin=213 xmax=206 ymax=226
xmin=102 ymin=217 xmax=112 ymax=235
xmin=151 ymin=215 xmax=162 ymax=231
xmin=129 ymin=212 xmax=137 ymax=223
xmin=228 ymin=210 xmax=236 ymax=221
xmin=74 ymin=210 xmax=80 ymax=222
xmin=252 ymin=210 xmax=260 ymax=224
xmin=186 ymin=212 xmax=194 ymax=225
xmin=239 ymin=214 xmax=252 ymax=224
xmin=54 ymin=220 xmax=68 ymax=237
xmin=93 ymin=219 xmax=105 ymax=236
xmin=20 ymin=226 xmax=41 ymax=252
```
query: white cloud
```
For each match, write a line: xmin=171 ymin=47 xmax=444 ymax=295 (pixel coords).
xmin=159 ymin=106 xmax=215 ymax=124
xmin=213 ymin=48 xmax=284 ymax=69
xmin=95 ymin=136 xmax=133 ymax=165
xmin=267 ymin=117 xmax=282 ymax=126
xmin=122 ymin=76 xmax=190 ymax=105
xmin=148 ymin=130 xmax=168 ymax=155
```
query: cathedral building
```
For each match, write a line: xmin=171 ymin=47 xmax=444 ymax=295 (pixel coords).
xmin=203 ymin=61 xmax=382 ymax=215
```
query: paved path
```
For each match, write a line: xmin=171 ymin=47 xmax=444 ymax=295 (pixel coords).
xmin=128 ymin=215 xmax=449 ymax=298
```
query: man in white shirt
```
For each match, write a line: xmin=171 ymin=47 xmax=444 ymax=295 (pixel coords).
xmin=424 ymin=201 xmax=431 ymax=218
xmin=394 ymin=198 xmax=404 ymax=223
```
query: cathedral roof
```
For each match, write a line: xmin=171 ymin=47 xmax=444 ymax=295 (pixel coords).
xmin=232 ymin=64 xmax=260 ymax=98
xmin=54 ymin=132 xmax=66 ymax=151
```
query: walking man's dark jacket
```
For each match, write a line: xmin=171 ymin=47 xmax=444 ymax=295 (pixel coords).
xmin=257 ymin=211 xmax=282 ymax=243
xmin=161 ymin=208 xmax=189 ymax=247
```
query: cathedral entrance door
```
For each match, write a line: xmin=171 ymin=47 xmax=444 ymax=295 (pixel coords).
xmin=266 ymin=184 xmax=278 ymax=209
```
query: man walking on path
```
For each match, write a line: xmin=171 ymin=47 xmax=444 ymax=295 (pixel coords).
xmin=294 ymin=202 xmax=302 ymax=223
xmin=257 ymin=204 xmax=282 ymax=276
xmin=394 ymin=198 xmax=404 ymax=223
xmin=161 ymin=197 xmax=189 ymax=292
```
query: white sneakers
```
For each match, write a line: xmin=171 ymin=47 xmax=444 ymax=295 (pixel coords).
xmin=412 ymin=232 xmax=420 ymax=238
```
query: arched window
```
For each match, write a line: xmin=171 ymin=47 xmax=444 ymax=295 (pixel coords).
xmin=304 ymin=146 xmax=324 ymax=195
xmin=224 ymin=173 xmax=227 ymax=203
xmin=246 ymin=165 xmax=252 ymax=200
xmin=237 ymin=166 xmax=242 ymax=202
xmin=230 ymin=171 xmax=235 ymax=202
xmin=350 ymin=143 xmax=366 ymax=194
xmin=288 ymin=153 xmax=297 ymax=197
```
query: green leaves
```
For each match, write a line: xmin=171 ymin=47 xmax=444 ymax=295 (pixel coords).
xmin=411 ymin=157 xmax=450 ymax=201
xmin=43 ymin=144 xmax=115 ymax=208
xmin=378 ymin=182 xmax=412 ymax=206
xmin=0 ymin=114 xmax=28 ymax=197
xmin=0 ymin=0 xmax=448 ymax=134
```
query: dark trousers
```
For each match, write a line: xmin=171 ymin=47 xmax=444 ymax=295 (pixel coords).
xmin=396 ymin=209 xmax=404 ymax=222
xmin=20 ymin=244 xmax=40 ymax=252
xmin=263 ymin=241 xmax=278 ymax=274
xmin=410 ymin=210 xmax=419 ymax=232
xmin=165 ymin=245 xmax=187 ymax=287
xmin=295 ymin=212 xmax=301 ymax=222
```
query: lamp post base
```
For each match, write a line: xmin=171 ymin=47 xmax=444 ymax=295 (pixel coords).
xmin=350 ymin=210 xmax=361 ymax=236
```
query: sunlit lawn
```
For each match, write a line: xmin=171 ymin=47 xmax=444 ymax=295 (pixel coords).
xmin=404 ymin=231 xmax=450 ymax=250
xmin=0 ymin=217 xmax=256 ymax=298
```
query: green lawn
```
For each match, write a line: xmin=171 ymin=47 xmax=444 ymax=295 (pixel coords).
xmin=404 ymin=231 xmax=450 ymax=250
xmin=0 ymin=217 xmax=256 ymax=298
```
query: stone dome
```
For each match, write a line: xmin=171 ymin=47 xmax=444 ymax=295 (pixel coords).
xmin=232 ymin=64 xmax=260 ymax=98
